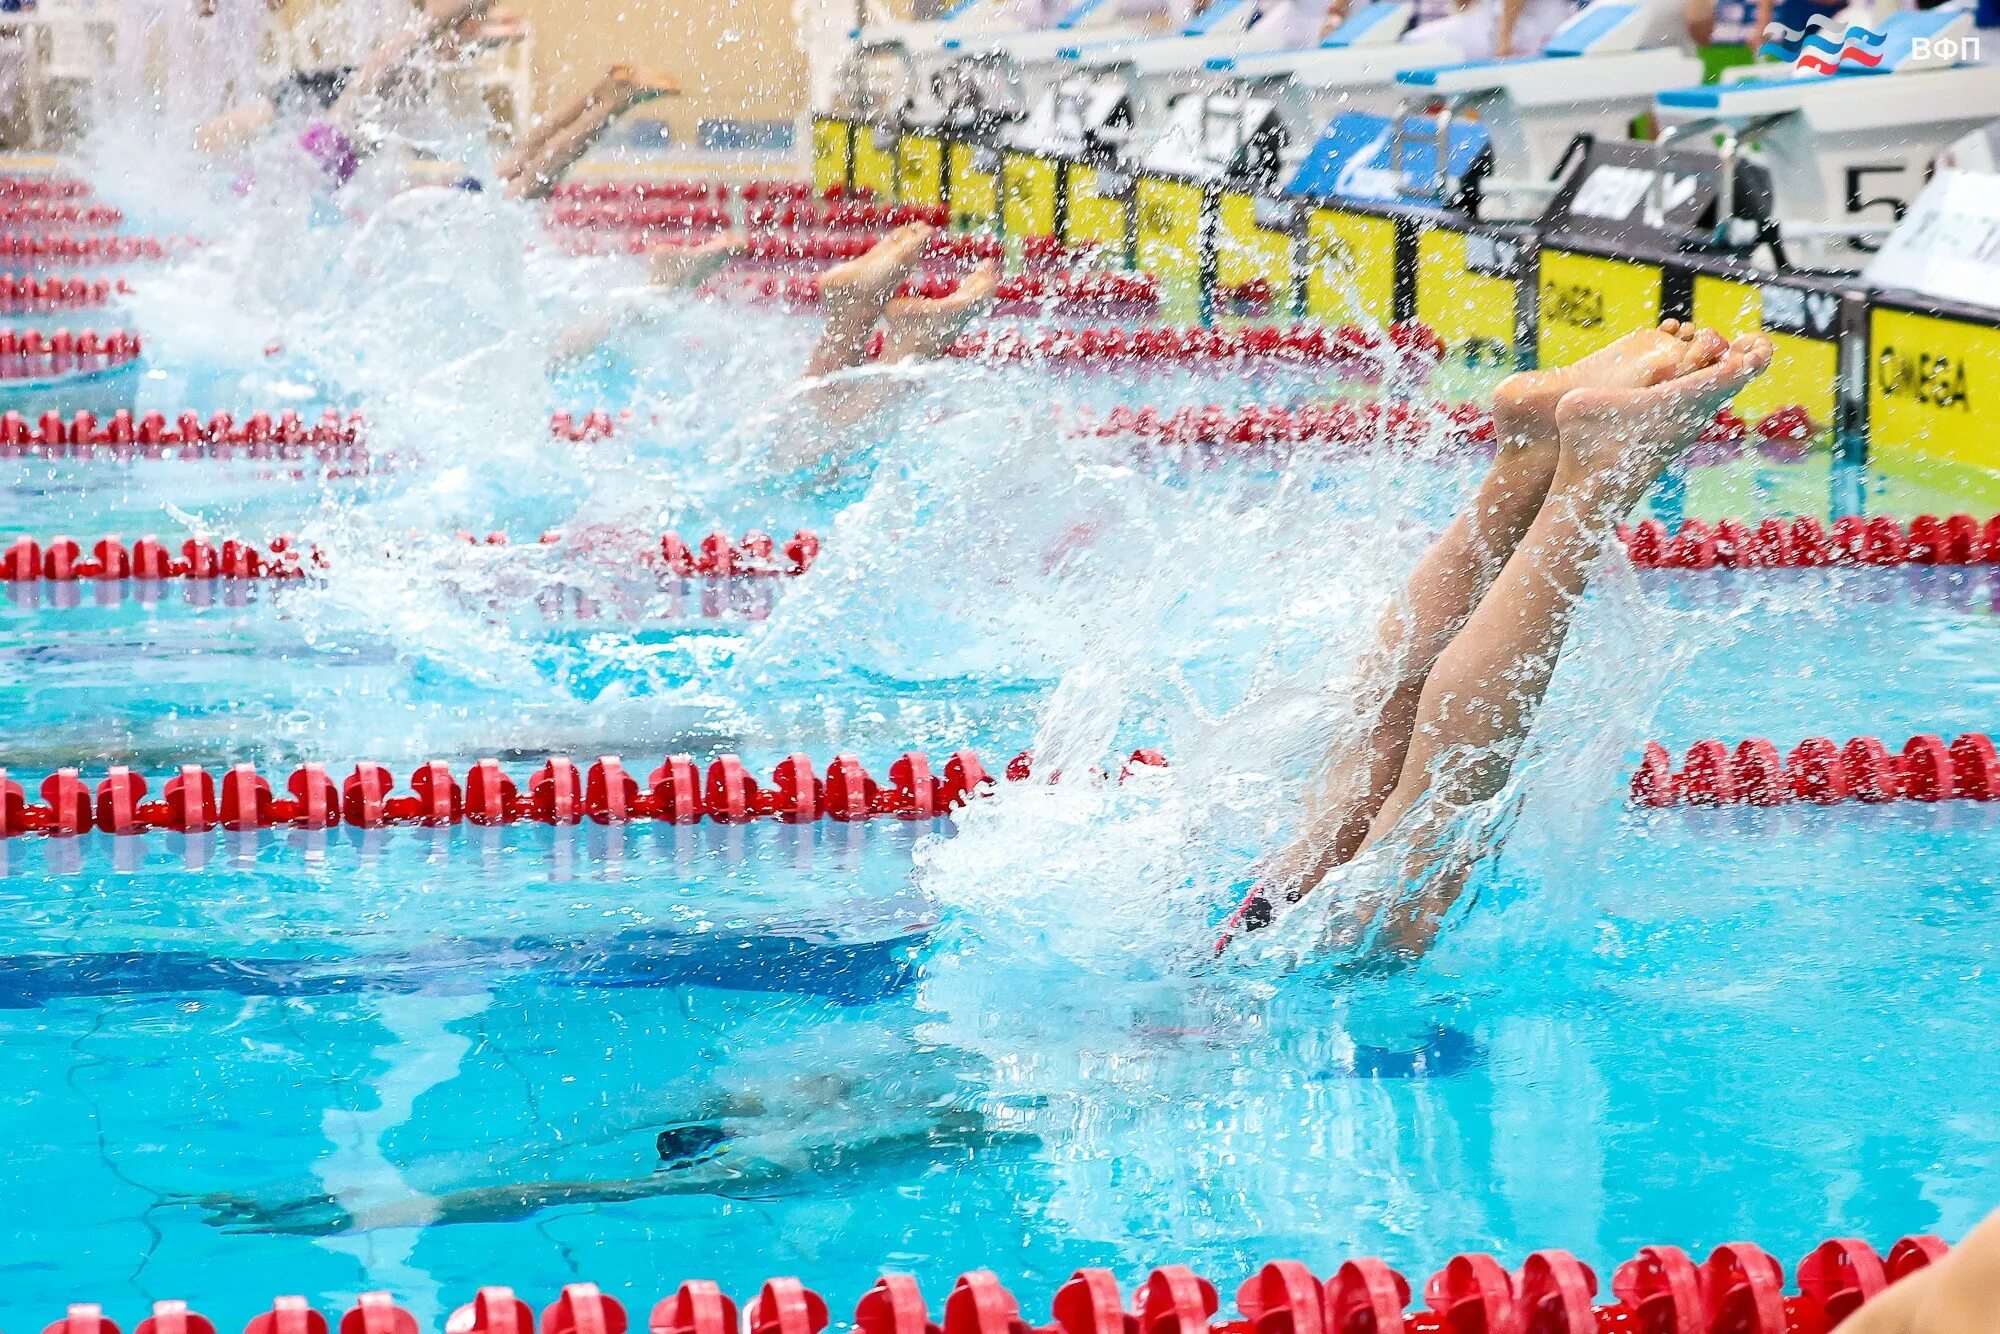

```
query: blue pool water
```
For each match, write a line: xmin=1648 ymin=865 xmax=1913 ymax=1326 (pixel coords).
xmin=0 ymin=141 xmax=1995 ymax=1332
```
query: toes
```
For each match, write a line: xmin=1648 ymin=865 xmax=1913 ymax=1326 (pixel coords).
xmin=1634 ymin=344 xmax=1681 ymax=386
xmin=1679 ymin=327 xmax=1728 ymax=373
xmin=1732 ymin=332 xmax=1775 ymax=373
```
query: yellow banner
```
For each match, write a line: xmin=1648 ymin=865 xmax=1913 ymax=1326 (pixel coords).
xmin=812 ymin=118 xmax=852 ymax=196
xmin=1415 ymin=228 xmax=1518 ymax=361
xmin=1215 ymin=191 xmax=1293 ymax=301
xmin=1305 ymin=208 xmax=1395 ymax=327
xmin=1691 ymin=275 xmax=1838 ymax=429
xmin=1064 ymin=164 xmax=1130 ymax=256
xmin=1002 ymin=152 xmax=1061 ymax=239
xmin=897 ymin=134 xmax=944 ymax=207
xmin=1868 ymin=306 xmax=1998 ymax=490
xmin=1536 ymin=250 xmax=1661 ymax=368
xmin=852 ymin=125 xmax=899 ymax=199
xmin=948 ymin=142 xmax=1000 ymax=229
xmin=1135 ymin=176 xmax=1206 ymax=293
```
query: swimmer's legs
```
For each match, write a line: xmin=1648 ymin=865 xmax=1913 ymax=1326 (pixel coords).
xmin=1844 ymin=1206 xmax=2000 ymax=1334
xmin=1251 ymin=323 xmax=1699 ymax=910
xmin=647 ymin=231 xmax=749 ymax=291
xmin=195 ymin=98 xmax=278 ymax=155
xmin=500 ymin=66 xmax=624 ymax=175
xmin=332 ymin=0 xmax=498 ymax=125
xmin=879 ymin=260 xmax=1000 ymax=363
xmin=803 ymin=223 xmax=931 ymax=378
xmin=502 ymin=64 xmax=681 ymax=200
xmin=1354 ymin=331 xmax=1772 ymax=956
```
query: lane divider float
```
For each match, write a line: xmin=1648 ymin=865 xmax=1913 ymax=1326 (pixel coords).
xmin=0 ymin=535 xmax=309 ymax=582
xmin=934 ymin=321 xmax=1448 ymax=376
xmin=739 ymin=231 xmax=1004 ymax=267
xmin=2 ymin=408 xmax=617 ymax=461
xmin=0 ymin=528 xmax=821 ymax=584
xmin=548 ymin=409 xmax=620 ymax=441
xmin=0 ymin=274 xmax=128 ymax=313
xmin=0 ymin=173 xmax=93 ymax=200
xmin=31 ymin=1231 xmax=1954 ymax=1334
xmin=1070 ymin=399 xmax=1494 ymax=450
xmin=736 ymin=268 xmax=1160 ymax=317
xmin=742 ymin=200 xmax=949 ymax=232
xmin=0 ymin=408 xmax=353 ymax=451
xmin=0 ymin=747 xmax=1166 ymax=837
xmin=0 ymin=328 xmax=140 ymax=378
xmin=1632 ymin=732 xmax=2000 ymax=806
xmin=1624 ymin=513 xmax=2000 ymax=569
xmin=0 ymin=234 xmax=187 ymax=263
xmin=0 ymin=202 xmax=123 ymax=229
xmin=549 ymin=179 xmax=815 ymax=205
xmin=549 ymin=201 xmax=733 ymax=233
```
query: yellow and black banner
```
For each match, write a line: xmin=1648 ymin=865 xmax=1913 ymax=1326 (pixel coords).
xmin=1536 ymin=249 xmax=1663 ymax=367
xmin=1304 ymin=207 xmax=1397 ymax=329
xmin=1063 ymin=163 xmax=1132 ymax=259
xmin=897 ymin=133 xmax=946 ymax=208
xmin=1867 ymin=305 xmax=1995 ymax=500
xmin=1001 ymin=152 xmax=1062 ymax=239
xmin=812 ymin=117 xmax=854 ymax=197
xmin=948 ymin=141 xmax=1001 ymax=230
xmin=851 ymin=123 xmax=900 ymax=200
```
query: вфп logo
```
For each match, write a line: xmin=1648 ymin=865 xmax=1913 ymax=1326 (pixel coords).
xmin=1761 ymin=15 xmax=1888 ymax=71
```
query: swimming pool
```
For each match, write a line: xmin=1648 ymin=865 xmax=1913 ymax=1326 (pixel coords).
xmin=0 ymin=144 xmax=1994 ymax=1334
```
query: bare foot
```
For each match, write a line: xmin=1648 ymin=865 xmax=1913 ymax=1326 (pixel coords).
xmin=458 ymin=11 xmax=526 ymax=45
xmin=1554 ymin=332 xmax=1774 ymax=483
xmin=880 ymin=259 xmax=999 ymax=363
xmin=821 ymin=223 xmax=932 ymax=316
xmin=608 ymin=62 xmax=682 ymax=103
xmin=1492 ymin=321 xmax=1692 ymax=450
xmin=648 ymin=231 xmax=746 ymax=291
xmin=424 ymin=0 xmax=494 ymax=34
xmin=805 ymin=224 xmax=934 ymax=376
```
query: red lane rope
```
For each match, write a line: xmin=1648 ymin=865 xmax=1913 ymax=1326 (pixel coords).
xmin=0 ymin=409 xmax=617 ymax=459
xmin=0 ymin=174 xmax=92 ymax=200
xmin=0 ymin=747 xmax=1167 ymax=836
xmin=31 ymin=1231 xmax=1953 ymax=1334
xmin=0 ymin=274 xmax=128 ymax=313
xmin=1624 ymin=513 xmax=2000 ymax=569
xmin=734 ymin=268 xmax=1160 ymax=316
xmin=0 ymin=329 xmax=140 ymax=378
xmin=742 ymin=200 xmax=949 ymax=231
xmin=547 ymin=409 xmax=621 ymax=441
xmin=0 ymin=202 xmax=123 ymax=229
xmin=0 ymin=234 xmax=187 ymax=262
xmin=0 ymin=408 xmax=355 ymax=452
xmin=0 ymin=528 xmax=821 ymax=583
xmin=1070 ymin=399 xmax=1494 ymax=449
xmin=0 ymin=535 xmax=309 ymax=582
xmin=735 ymin=231 xmax=1004 ymax=266
xmin=1632 ymin=732 xmax=2000 ymax=806
xmin=545 ymin=179 xmax=832 ymax=205
xmin=934 ymin=321 xmax=1448 ymax=373
xmin=548 ymin=201 xmax=733 ymax=232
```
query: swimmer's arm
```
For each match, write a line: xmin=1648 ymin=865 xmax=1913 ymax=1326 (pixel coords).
xmin=195 ymin=99 xmax=279 ymax=155
xmin=546 ymin=292 xmax=670 ymax=368
xmin=419 ymin=1173 xmax=706 ymax=1226
xmin=1493 ymin=0 xmax=1525 ymax=55
xmin=1845 ymin=1207 xmax=2000 ymax=1334
xmin=1749 ymin=0 xmax=1774 ymax=50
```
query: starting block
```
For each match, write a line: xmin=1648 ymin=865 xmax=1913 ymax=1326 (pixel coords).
xmin=1652 ymin=8 xmax=2000 ymax=270
xmin=1212 ymin=3 xmax=1462 ymax=145
xmin=1384 ymin=0 xmax=1702 ymax=218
